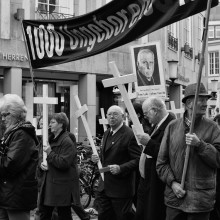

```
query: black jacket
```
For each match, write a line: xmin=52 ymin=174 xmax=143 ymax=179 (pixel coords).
xmin=98 ymin=124 xmax=141 ymax=198
xmin=0 ymin=121 xmax=39 ymax=210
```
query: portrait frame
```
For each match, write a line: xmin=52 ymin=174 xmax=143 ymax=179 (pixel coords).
xmin=130 ymin=41 xmax=166 ymax=100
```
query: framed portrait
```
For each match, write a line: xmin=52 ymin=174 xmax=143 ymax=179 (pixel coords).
xmin=130 ymin=41 xmax=166 ymax=100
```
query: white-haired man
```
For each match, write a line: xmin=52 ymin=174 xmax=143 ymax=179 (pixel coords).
xmin=135 ymin=96 xmax=175 ymax=220
xmin=92 ymin=105 xmax=141 ymax=220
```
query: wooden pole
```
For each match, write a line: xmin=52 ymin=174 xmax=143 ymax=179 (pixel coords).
xmin=181 ymin=0 xmax=213 ymax=189
xmin=21 ymin=22 xmax=38 ymax=97
xmin=74 ymin=95 xmax=104 ymax=181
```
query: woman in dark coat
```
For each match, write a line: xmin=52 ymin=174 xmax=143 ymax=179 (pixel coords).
xmin=38 ymin=112 xmax=80 ymax=220
xmin=0 ymin=94 xmax=38 ymax=220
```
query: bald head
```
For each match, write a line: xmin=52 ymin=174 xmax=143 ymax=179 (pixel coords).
xmin=142 ymin=96 xmax=167 ymax=125
xmin=107 ymin=105 xmax=124 ymax=130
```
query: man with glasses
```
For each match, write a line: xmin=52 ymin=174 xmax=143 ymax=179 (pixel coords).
xmin=156 ymin=83 xmax=220 ymax=220
xmin=135 ymin=96 xmax=175 ymax=220
xmin=91 ymin=105 xmax=141 ymax=220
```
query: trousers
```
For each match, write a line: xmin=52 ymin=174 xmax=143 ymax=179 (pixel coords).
xmin=0 ymin=208 xmax=29 ymax=220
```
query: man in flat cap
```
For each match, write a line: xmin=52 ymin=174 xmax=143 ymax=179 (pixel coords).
xmin=156 ymin=83 xmax=220 ymax=220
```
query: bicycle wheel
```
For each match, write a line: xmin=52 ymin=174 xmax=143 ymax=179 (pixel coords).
xmin=91 ymin=175 xmax=100 ymax=198
xmin=79 ymin=177 xmax=91 ymax=209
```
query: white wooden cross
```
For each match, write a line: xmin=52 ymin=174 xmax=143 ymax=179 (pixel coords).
xmin=102 ymin=61 xmax=144 ymax=137
xmin=99 ymin=108 xmax=108 ymax=132
xmin=34 ymin=84 xmax=58 ymax=166
xmin=74 ymin=95 xmax=104 ymax=181
xmin=128 ymin=82 xmax=138 ymax=100
xmin=33 ymin=117 xmax=42 ymax=136
xmin=168 ymin=101 xmax=184 ymax=118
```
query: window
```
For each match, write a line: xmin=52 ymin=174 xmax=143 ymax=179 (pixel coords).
xmin=209 ymin=26 xmax=214 ymax=38
xmin=36 ymin=0 xmax=74 ymax=18
xmin=209 ymin=52 xmax=219 ymax=76
xmin=216 ymin=26 xmax=220 ymax=38
xmin=168 ymin=23 xmax=177 ymax=38
xmin=197 ymin=15 xmax=203 ymax=51
xmin=183 ymin=17 xmax=192 ymax=46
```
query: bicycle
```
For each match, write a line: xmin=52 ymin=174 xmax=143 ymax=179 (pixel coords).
xmin=77 ymin=140 xmax=101 ymax=209
xmin=79 ymin=160 xmax=100 ymax=208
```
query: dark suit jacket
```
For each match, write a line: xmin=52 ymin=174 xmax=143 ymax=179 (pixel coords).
xmin=98 ymin=124 xmax=141 ymax=198
xmin=143 ymin=113 xmax=175 ymax=220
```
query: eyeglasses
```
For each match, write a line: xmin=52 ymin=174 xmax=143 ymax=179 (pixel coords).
xmin=106 ymin=113 xmax=121 ymax=118
xmin=1 ymin=112 xmax=11 ymax=118
xmin=143 ymin=108 xmax=153 ymax=117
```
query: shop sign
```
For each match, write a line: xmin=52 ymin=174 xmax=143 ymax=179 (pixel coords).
xmin=0 ymin=52 xmax=28 ymax=62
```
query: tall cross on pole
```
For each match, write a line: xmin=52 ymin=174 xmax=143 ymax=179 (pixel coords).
xmin=99 ymin=108 xmax=108 ymax=132
xmin=74 ymin=95 xmax=104 ymax=181
xmin=34 ymin=84 xmax=58 ymax=166
xmin=102 ymin=61 xmax=144 ymax=136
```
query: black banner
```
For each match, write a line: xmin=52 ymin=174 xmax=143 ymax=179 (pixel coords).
xmin=22 ymin=0 xmax=218 ymax=69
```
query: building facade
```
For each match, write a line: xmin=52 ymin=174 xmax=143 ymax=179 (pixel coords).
xmin=0 ymin=0 xmax=208 ymax=141
xmin=208 ymin=4 xmax=220 ymax=117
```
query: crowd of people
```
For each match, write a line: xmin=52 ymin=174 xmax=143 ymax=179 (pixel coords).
xmin=0 ymin=82 xmax=220 ymax=220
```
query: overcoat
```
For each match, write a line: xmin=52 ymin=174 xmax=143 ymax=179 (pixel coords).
xmin=39 ymin=130 xmax=80 ymax=206
xmin=0 ymin=122 xmax=38 ymax=210
xmin=157 ymin=116 xmax=220 ymax=212
xmin=141 ymin=113 xmax=175 ymax=220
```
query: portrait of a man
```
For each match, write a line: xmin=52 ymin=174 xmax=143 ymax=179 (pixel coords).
xmin=136 ymin=47 xmax=160 ymax=86
xmin=130 ymin=42 xmax=166 ymax=99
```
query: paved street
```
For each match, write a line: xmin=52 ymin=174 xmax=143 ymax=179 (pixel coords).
xmin=30 ymin=205 xmax=98 ymax=220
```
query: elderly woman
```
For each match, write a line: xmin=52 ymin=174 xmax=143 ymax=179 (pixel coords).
xmin=0 ymin=94 xmax=38 ymax=220
xmin=38 ymin=112 xmax=80 ymax=220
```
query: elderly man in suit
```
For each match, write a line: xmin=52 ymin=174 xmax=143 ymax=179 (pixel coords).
xmin=92 ymin=105 xmax=141 ymax=220
xmin=135 ymin=96 xmax=176 ymax=220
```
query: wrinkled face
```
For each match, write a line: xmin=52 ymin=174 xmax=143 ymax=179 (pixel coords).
xmin=107 ymin=106 xmax=124 ymax=130
xmin=138 ymin=52 xmax=154 ymax=79
xmin=187 ymin=96 xmax=208 ymax=116
xmin=143 ymin=106 xmax=157 ymax=125
xmin=49 ymin=118 xmax=62 ymax=134
xmin=1 ymin=111 xmax=16 ymax=129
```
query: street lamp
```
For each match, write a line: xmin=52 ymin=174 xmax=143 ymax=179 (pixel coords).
xmin=168 ymin=60 xmax=178 ymax=85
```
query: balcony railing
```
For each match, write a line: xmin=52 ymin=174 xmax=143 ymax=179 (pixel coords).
xmin=168 ymin=32 xmax=178 ymax=51
xmin=35 ymin=9 xmax=74 ymax=20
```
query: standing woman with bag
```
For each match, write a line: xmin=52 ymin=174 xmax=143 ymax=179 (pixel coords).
xmin=0 ymin=94 xmax=39 ymax=220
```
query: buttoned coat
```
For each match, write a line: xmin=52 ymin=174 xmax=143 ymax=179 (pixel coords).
xmin=157 ymin=116 xmax=220 ymax=212
xmin=98 ymin=124 xmax=141 ymax=198
xmin=39 ymin=130 xmax=80 ymax=206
